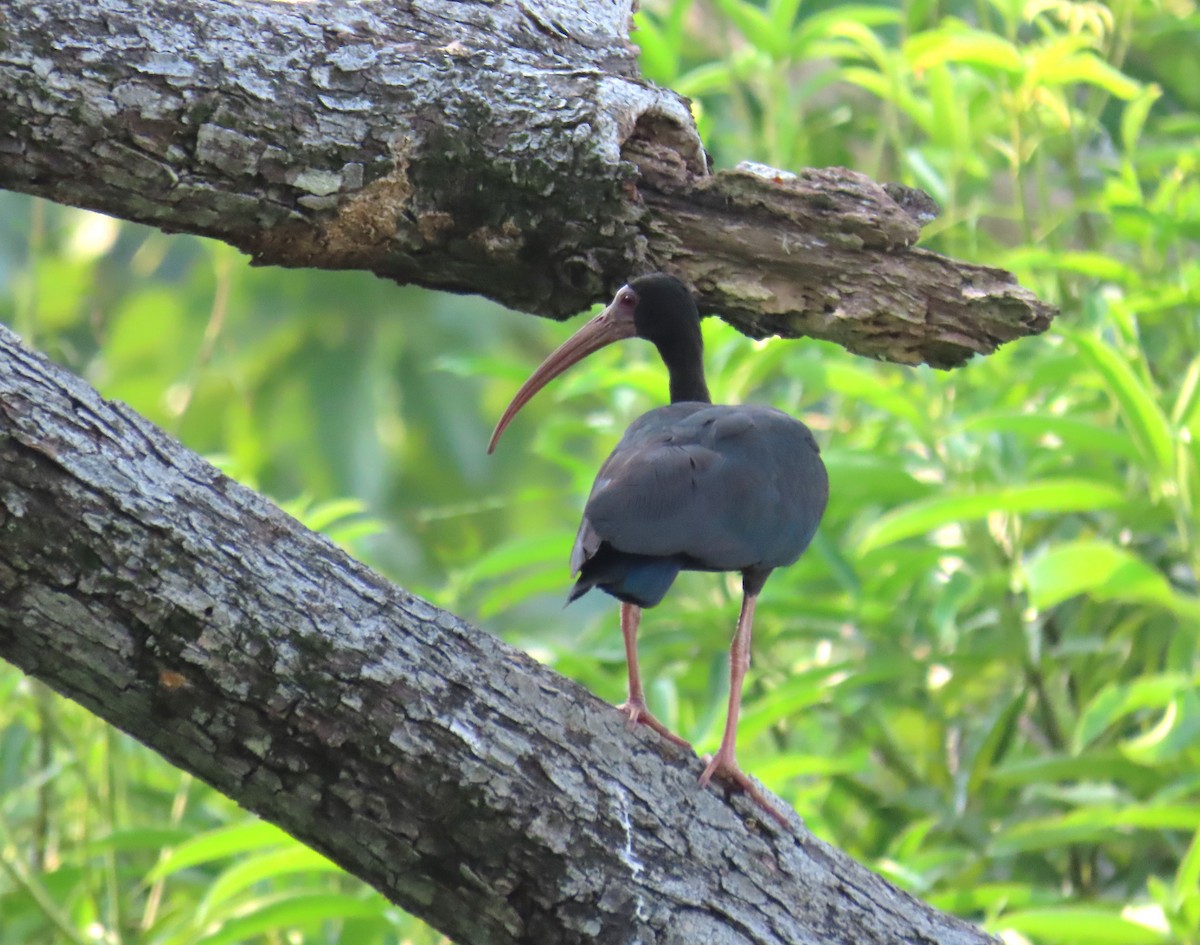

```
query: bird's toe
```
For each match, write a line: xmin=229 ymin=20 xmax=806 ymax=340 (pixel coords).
xmin=617 ymin=699 xmax=691 ymax=750
xmin=699 ymin=750 xmax=791 ymax=829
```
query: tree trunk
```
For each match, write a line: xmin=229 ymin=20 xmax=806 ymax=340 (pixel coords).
xmin=0 ymin=0 xmax=1052 ymax=368
xmin=0 ymin=332 xmax=998 ymax=943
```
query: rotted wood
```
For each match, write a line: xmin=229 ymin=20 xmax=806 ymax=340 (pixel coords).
xmin=0 ymin=0 xmax=1053 ymax=367
xmin=0 ymin=332 xmax=1000 ymax=942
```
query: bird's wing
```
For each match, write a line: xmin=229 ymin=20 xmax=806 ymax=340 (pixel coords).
xmin=569 ymin=516 xmax=604 ymax=575
xmin=575 ymin=404 xmax=828 ymax=572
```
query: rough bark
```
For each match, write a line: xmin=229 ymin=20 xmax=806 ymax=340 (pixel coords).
xmin=0 ymin=0 xmax=1052 ymax=368
xmin=0 ymin=335 xmax=998 ymax=942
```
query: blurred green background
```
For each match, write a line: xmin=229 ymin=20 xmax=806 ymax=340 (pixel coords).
xmin=3 ymin=0 xmax=1199 ymax=942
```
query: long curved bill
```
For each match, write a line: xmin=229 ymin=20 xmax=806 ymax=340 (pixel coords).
xmin=487 ymin=293 xmax=637 ymax=454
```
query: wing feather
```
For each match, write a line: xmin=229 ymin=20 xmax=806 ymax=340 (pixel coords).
xmin=572 ymin=403 xmax=828 ymax=573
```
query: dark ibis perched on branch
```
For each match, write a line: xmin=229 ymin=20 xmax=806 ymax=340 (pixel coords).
xmin=488 ymin=273 xmax=828 ymax=825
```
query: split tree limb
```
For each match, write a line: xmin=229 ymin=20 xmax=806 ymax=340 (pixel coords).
xmin=0 ymin=329 xmax=998 ymax=942
xmin=0 ymin=0 xmax=1053 ymax=367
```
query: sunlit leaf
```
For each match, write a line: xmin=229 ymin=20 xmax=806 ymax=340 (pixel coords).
xmin=1068 ymin=330 xmax=1176 ymax=478
xmin=1121 ymin=84 xmax=1163 ymax=153
xmin=146 ymin=821 xmax=293 ymax=881
xmin=906 ymin=24 xmax=1023 ymax=73
xmin=990 ymin=906 xmax=1168 ymax=944
xmin=928 ymin=882 xmax=1041 ymax=914
xmin=86 ymin=827 xmax=193 ymax=855
xmin=1175 ymin=828 xmax=1200 ymax=908
xmin=1026 ymin=540 xmax=1200 ymax=617
xmin=713 ymin=0 xmax=784 ymax=58
xmin=960 ymin=412 xmax=1143 ymax=463
xmin=676 ymin=62 xmax=737 ymax=98
xmin=630 ymin=13 xmax=677 ymax=84
xmin=790 ymin=6 xmax=903 ymax=59
xmin=199 ymin=848 xmax=342 ymax=920
xmin=736 ymin=666 xmax=848 ymax=743
xmin=1025 ymin=34 xmax=1142 ymax=99
xmin=1172 ymin=353 xmax=1200 ymax=427
xmin=988 ymin=751 xmax=1158 ymax=791
xmin=194 ymin=893 xmax=385 ymax=945
xmin=859 ymin=479 xmax=1125 ymax=553
xmin=1073 ymin=673 xmax=1193 ymax=752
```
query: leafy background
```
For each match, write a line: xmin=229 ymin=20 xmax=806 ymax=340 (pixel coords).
xmin=2 ymin=0 xmax=1199 ymax=942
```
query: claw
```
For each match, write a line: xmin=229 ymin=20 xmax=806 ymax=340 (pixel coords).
xmin=700 ymin=748 xmax=790 ymax=829
xmin=617 ymin=698 xmax=691 ymax=750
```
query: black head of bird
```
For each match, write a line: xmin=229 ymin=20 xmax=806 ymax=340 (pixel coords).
xmin=489 ymin=273 xmax=829 ymax=828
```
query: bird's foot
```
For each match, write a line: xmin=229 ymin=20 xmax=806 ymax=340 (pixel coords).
xmin=617 ymin=699 xmax=692 ymax=750
xmin=699 ymin=749 xmax=790 ymax=829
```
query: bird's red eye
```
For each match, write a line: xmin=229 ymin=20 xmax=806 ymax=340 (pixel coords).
xmin=621 ymin=292 xmax=636 ymax=307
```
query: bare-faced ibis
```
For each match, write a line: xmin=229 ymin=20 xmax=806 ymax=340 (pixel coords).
xmin=488 ymin=273 xmax=828 ymax=825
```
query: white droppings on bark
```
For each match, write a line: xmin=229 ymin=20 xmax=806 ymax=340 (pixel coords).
xmin=615 ymin=787 xmax=645 ymax=879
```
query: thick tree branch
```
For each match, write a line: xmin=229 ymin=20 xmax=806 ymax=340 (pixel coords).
xmin=0 ymin=334 xmax=997 ymax=942
xmin=0 ymin=0 xmax=1053 ymax=367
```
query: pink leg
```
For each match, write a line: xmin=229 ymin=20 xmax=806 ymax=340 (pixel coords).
xmin=699 ymin=592 xmax=789 ymax=827
xmin=616 ymin=602 xmax=690 ymax=750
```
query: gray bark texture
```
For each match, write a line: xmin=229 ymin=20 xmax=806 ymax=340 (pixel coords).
xmin=0 ymin=334 xmax=999 ymax=943
xmin=0 ymin=0 xmax=1053 ymax=368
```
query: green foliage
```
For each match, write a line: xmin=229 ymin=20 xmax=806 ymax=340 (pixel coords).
xmin=2 ymin=0 xmax=1199 ymax=943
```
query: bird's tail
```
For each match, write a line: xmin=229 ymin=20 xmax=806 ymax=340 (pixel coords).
xmin=565 ymin=549 xmax=682 ymax=609
xmin=566 ymin=575 xmax=599 ymax=605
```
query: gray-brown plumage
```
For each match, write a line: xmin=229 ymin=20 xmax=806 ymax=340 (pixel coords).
xmin=489 ymin=273 xmax=828 ymax=826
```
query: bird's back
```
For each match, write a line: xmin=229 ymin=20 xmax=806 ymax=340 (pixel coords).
xmin=569 ymin=402 xmax=828 ymax=604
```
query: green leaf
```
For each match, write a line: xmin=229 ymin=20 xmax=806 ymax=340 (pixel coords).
xmin=768 ymin=0 xmax=804 ymax=33
xmin=713 ymin=0 xmax=784 ymax=58
xmin=840 ymin=65 xmax=895 ymax=99
xmin=824 ymin=19 xmax=892 ymax=67
xmin=199 ymin=848 xmax=342 ymax=920
xmin=677 ymin=62 xmax=737 ymax=98
xmin=994 ymin=805 xmax=1200 ymax=855
xmin=194 ymin=893 xmax=385 ymax=945
xmin=146 ymin=821 xmax=293 ymax=881
xmin=960 ymin=412 xmax=1143 ymax=463
xmin=1121 ymin=693 xmax=1200 ymax=765
xmin=990 ymin=906 xmax=1169 ymax=945
xmin=756 ymin=750 xmax=871 ymax=782
xmin=1073 ymin=673 xmax=1193 ymax=752
xmin=479 ymin=568 xmax=572 ymax=617
xmin=905 ymin=24 xmax=1023 ymax=73
xmin=85 ymin=827 xmax=193 ymax=855
xmin=790 ymin=6 xmax=903 ymax=59
xmin=1122 ymin=84 xmax=1164 ymax=153
xmin=465 ymin=531 xmax=571 ymax=582
xmin=1033 ymin=50 xmax=1142 ymax=99
xmin=1001 ymin=247 xmax=1140 ymax=282
xmin=988 ymin=751 xmax=1158 ymax=791
xmin=1024 ymin=34 xmax=1141 ymax=99
xmin=1026 ymin=541 xmax=1200 ymax=617
xmin=821 ymin=452 xmax=937 ymax=503
xmin=1069 ymin=331 xmax=1176 ymax=478
xmin=967 ymin=690 xmax=1026 ymax=797
xmin=1175 ymin=828 xmax=1200 ymax=906
xmin=859 ymin=479 xmax=1125 ymax=553
xmin=737 ymin=666 xmax=849 ymax=743
xmin=928 ymin=882 xmax=1040 ymax=914
xmin=283 ymin=496 xmax=370 ymax=533
xmin=820 ymin=361 xmax=928 ymax=431
xmin=631 ymin=14 xmax=677 ymax=84
xmin=1172 ymin=352 xmax=1200 ymax=427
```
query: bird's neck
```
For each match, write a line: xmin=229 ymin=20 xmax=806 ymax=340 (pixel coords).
xmin=665 ymin=346 xmax=711 ymax=403
xmin=669 ymin=372 xmax=711 ymax=404
xmin=659 ymin=334 xmax=711 ymax=404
